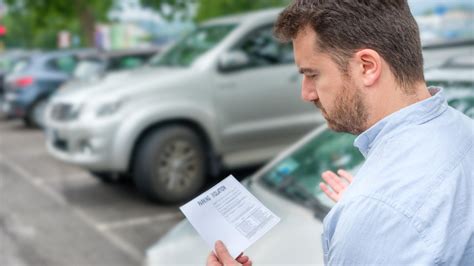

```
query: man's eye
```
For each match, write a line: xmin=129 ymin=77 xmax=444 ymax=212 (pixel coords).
xmin=306 ymin=74 xmax=317 ymax=80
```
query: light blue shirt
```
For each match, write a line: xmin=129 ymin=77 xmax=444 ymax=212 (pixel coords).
xmin=322 ymin=88 xmax=474 ymax=265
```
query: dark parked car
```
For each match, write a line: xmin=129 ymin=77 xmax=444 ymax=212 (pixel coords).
xmin=1 ymin=49 xmax=95 ymax=127
xmin=0 ymin=50 xmax=36 ymax=105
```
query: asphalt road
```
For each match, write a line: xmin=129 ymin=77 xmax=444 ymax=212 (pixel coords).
xmin=0 ymin=118 xmax=260 ymax=266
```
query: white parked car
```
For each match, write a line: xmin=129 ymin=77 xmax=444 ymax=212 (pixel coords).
xmin=145 ymin=125 xmax=363 ymax=265
xmin=425 ymin=53 xmax=474 ymax=118
xmin=43 ymin=8 xmax=320 ymax=203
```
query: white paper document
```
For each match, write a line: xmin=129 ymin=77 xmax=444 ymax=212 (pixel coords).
xmin=180 ymin=175 xmax=281 ymax=258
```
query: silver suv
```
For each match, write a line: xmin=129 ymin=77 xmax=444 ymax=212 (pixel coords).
xmin=44 ymin=9 xmax=320 ymax=203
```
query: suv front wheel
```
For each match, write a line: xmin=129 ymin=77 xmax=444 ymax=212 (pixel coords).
xmin=133 ymin=126 xmax=207 ymax=203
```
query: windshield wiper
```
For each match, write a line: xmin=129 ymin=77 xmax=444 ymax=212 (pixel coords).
xmin=276 ymin=175 xmax=330 ymax=221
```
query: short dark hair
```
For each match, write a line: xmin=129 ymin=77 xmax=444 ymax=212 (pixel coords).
xmin=274 ymin=0 xmax=425 ymax=93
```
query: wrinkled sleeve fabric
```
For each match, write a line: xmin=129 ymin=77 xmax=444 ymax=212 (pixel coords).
xmin=327 ymin=196 xmax=437 ymax=265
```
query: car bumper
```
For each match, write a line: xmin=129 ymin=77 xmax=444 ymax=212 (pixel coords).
xmin=45 ymin=118 xmax=124 ymax=172
xmin=1 ymin=92 xmax=27 ymax=118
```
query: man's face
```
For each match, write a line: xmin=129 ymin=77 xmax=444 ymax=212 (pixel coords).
xmin=293 ymin=27 xmax=368 ymax=135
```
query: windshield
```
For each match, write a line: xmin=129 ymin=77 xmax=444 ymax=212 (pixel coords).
xmin=149 ymin=24 xmax=237 ymax=67
xmin=108 ymin=56 xmax=148 ymax=71
xmin=258 ymin=77 xmax=473 ymax=214
xmin=11 ymin=58 xmax=30 ymax=73
xmin=73 ymin=59 xmax=106 ymax=79
xmin=258 ymin=129 xmax=364 ymax=213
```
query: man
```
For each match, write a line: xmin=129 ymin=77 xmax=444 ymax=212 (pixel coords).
xmin=208 ymin=0 xmax=473 ymax=265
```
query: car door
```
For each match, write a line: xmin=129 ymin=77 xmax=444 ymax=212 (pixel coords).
xmin=213 ymin=25 xmax=319 ymax=162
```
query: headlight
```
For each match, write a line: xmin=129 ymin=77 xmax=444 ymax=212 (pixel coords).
xmin=96 ymin=99 xmax=123 ymax=117
xmin=49 ymin=103 xmax=82 ymax=121
xmin=69 ymin=105 xmax=83 ymax=120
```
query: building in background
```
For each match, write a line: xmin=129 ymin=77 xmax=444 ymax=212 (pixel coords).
xmin=97 ymin=0 xmax=194 ymax=51
xmin=410 ymin=0 xmax=474 ymax=45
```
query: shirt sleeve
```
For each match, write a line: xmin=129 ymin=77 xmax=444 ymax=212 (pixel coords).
xmin=327 ymin=196 xmax=437 ymax=265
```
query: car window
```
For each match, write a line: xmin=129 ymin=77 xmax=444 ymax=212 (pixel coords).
xmin=235 ymin=26 xmax=294 ymax=68
xmin=259 ymin=129 xmax=364 ymax=210
xmin=73 ymin=59 xmax=106 ymax=79
xmin=47 ymin=55 xmax=77 ymax=74
xmin=150 ymin=24 xmax=237 ymax=67
xmin=448 ymin=97 xmax=474 ymax=118
xmin=11 ymin=58 xmax=30 ymax=73
xmin=109 ymin=56 xmax=145 ymax=70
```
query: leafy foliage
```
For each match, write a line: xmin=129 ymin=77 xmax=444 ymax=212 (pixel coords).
xmin=140 ymin=0 xmax=289 ymax=22
xmin=195 ymin=0 xmax=289 ymax=22
xmin=2 ymin=0 xmax=113 ymax=49
xmin=141 ymin=0 xmax=196 ymax=21
xmin=1 ymin=0 xmax=290 ymax=49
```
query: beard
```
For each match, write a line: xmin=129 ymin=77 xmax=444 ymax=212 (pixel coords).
xmin=313 ymin=79 xmax=369 ymax=135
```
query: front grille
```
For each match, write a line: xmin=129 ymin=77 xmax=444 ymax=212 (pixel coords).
xmin=53 ymin=138 xmax=68 ymax=151
xmin=0 ymin=76 xmax=5 ymax=96
xmin=50 ymin=103 xmax=76 ymax=121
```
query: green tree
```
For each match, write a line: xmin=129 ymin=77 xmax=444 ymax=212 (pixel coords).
xmin=141 ymin=0 xmax=196 ymax=21
xmin=141 ymin=0 xmax=289 ymax=22
xmin=195 ymin=0 xmax=289 ymax=22
xmin=3 ymin=0 xmax=113 ymax=49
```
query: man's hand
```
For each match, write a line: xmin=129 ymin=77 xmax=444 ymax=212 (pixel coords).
xmin=319 ymin=169 xmax=353 ymax=203
xmin=206 ymin=240 xmax=252 ymax=266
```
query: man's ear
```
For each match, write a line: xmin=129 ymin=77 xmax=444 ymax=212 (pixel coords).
xmin=353 ymin=49 xmax=381 ymax=87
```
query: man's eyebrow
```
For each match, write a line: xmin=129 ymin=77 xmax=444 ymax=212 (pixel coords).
xmin=298 ymin=68 xmax=318 ymax=74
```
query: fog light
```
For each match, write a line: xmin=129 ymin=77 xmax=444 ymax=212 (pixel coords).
xmin=79 ymin=139 xmax=93 ymax=154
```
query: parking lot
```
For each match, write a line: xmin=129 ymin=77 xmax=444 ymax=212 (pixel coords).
xmin=1 ymin=1 xmax=473 ymax=265
xmin=0 ymin=117 xmax=251 ymax=266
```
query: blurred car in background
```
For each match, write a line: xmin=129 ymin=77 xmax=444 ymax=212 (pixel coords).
xmin=425 ymin=53 xmax=474 ymax=118
xmin=422 ymin=40 xmax=474 ymax=69
xmin=146 ymin=125 xmax=361 ymax=265
xmin=57 ymin=48 xmax=160 ymax=94
xmin=1 ymin=49 xmax=95 ymax=127
xmin=144 ymin=54 xmax=474 ymax=265
xmin=43 ymin=8 xmax=320 ymax=203
xmin=0 ymin=50 xmax=37 ymax=112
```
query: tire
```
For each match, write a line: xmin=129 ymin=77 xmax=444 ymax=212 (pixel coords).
xmin=133 ymin=126 xmax=207 ymax=203
xmin=25 ymin=98 xmax=48 ymax=128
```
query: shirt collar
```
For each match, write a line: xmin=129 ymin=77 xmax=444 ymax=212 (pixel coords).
xmin=354 ymin=87 xmax=448 ymax=157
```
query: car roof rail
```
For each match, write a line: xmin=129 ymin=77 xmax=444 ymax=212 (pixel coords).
xmin=422 ymin=39 xmax=474 ymax=50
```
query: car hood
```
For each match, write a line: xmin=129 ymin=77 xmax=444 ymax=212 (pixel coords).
xmin=50 ymin=67 xmax=190 ymax=104
xmin=146 ymin=180 xmax=325 ymax=265
xmin=57 ymin=78 xmax=102 ymax=93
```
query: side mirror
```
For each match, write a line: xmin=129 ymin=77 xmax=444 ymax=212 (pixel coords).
xmin=218 ymin=51 xmax=251 ymax=72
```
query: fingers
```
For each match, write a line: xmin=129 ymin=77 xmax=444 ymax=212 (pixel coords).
xmin=206 ymin=251 xmax=220 ymax=266
xmin=319 ymin=182 xmax=339 ymax=203
xmin=237 ymin=255 xmax=251 ymax=264
xmin=337 ymin=169 xmax=353 ymax=183
xmin=320 ymin=169 xmax=354 ymax=203
xmin=321 ymin=171 xmax=344 ymax=192
xmin=214 ymin=240 xmax=237 ymax=265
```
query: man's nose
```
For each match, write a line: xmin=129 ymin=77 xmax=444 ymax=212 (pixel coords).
xmin=301 ymin=76 xmax=318 ymax=102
